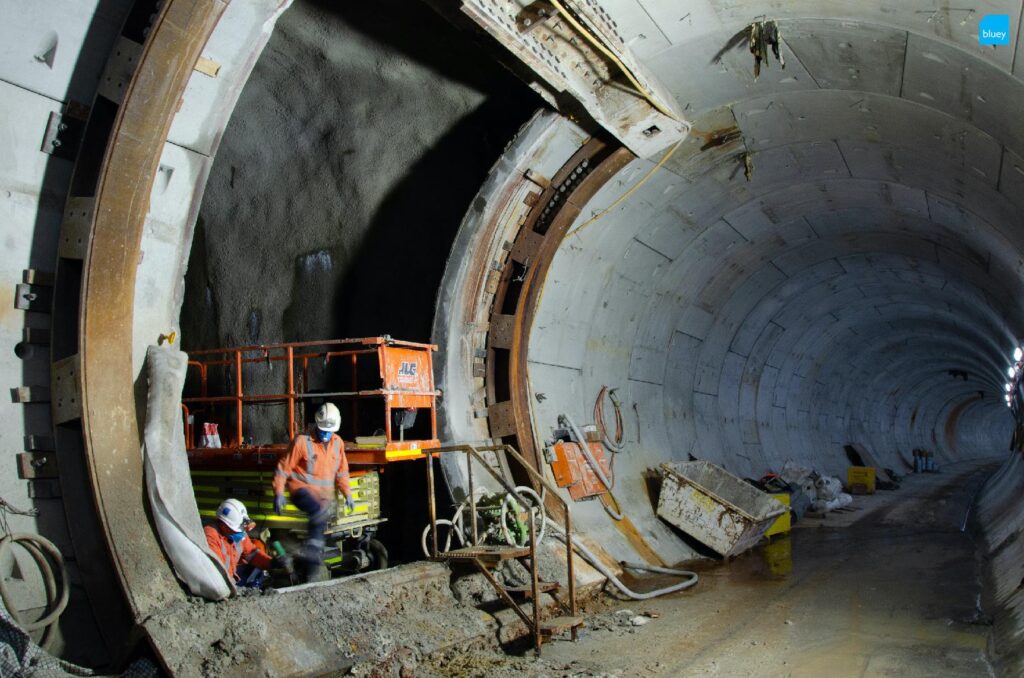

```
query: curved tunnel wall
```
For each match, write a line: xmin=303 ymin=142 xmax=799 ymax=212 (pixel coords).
xmin=3 ymin=0 xmax=1024 ymax=671
xmin=436 ymin=10 xmax=1023 ymax=569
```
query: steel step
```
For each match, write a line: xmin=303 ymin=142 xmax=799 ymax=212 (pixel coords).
xmin=540 ymin=615 xmax=584 ymax=635
xmin=440 ymin=545 xmax=531 ymax=564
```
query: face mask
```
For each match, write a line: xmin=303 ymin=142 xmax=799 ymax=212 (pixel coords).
xmin=228 ymin=531 xmax=245 ymax=544
xmin=316 ymin=429 xmax=332 ymax=443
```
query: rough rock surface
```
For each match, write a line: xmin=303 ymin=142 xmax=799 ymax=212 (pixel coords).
xmin=181 ymin=0 xmax=536 ymax=351
xmin=144 ymin=562 xmax=497 ymax=677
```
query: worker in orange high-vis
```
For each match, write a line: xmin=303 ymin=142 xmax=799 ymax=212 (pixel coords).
xmin=273 ymin=402 xmax=354 ymax=582
xmin=205 ymin=498 xmax=283 ymax=588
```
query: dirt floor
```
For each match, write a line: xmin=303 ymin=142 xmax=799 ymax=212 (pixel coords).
xmin=426 ymin=460 xmax=998 ymax=678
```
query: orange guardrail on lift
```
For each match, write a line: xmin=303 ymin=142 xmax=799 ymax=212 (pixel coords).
xmin=182 ymin=336 xmax=440 ymax=469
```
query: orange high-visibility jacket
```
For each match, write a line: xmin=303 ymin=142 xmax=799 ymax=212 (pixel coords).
xmin=273 ymin=433 xmax=350 ymax=501
xmin=204 ymin=525 xmax=273 ymax=582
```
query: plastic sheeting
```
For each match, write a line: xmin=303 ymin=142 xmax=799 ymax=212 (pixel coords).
xmin=0 ymin=599 xmax=156 ymax=677
xmin=142 ymin=346 xmax=234 ymax=600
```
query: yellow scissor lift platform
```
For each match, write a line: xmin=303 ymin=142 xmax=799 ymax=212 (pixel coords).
xmin=183 ymin=337 xmax=440 ymax=575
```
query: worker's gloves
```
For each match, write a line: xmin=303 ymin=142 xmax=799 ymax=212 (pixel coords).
xmin=274 ymin=495 xmax=287 ymax=515
xmin=344 ymin=495 xmax=355 ymax=513
xmin=271 ymin=554 xmax=294 ymax=575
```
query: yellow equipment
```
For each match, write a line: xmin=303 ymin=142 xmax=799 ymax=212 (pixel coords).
xmin=847 ymin=466 xmax=876 ymax=495
xmin=764 ymin=493 xmax=792 ymax=539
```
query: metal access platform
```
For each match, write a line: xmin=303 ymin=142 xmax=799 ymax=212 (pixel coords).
xmin=181 ymin=336 xmax=440 ymax=530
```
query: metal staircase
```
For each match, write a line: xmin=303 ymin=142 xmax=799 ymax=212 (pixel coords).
xmin=424 ymin=444 xmax=583 ymax=654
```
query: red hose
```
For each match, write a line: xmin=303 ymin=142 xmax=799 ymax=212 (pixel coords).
xmin=594 ymin=386 xmax=624 ymax=452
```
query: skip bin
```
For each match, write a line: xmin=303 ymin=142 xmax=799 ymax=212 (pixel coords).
xmin=657 ymin=461 xmax=788 ymax=557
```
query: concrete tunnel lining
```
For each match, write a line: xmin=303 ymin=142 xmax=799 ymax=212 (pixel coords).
xmin=10 ymin=0 xmax=1024 ymax=671
xmin=434 ymin=14 xmax=1023 ymax=569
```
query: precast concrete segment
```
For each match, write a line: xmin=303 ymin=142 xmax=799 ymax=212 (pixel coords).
xmin=432 ymin=110 xmax=595 ymax=492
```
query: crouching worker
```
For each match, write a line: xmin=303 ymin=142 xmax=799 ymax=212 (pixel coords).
xmin=273 ymin=402 xmax=354 ymax=583
xmin=205 ymin=498 xmax=284 ymax=589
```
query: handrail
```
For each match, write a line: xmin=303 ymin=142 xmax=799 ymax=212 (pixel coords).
xmin=187 ymin=336 xmax=438 ymax=355
xmin=182 ymin=337 xmax=439 ymax=452
xmin=428 ymin=443 xmax=576 ymax=642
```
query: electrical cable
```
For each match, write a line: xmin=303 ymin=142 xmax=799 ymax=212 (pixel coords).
xmin=548 ymin=0 xmax=677 ymax=120
xmin=548 ymin=522 xmax=698 ymax=600
xmin=572 ymin=138 xmax=683 ymax=236
xmin=594 ymin=386 xmax=625 ymax=453
xmin=559 ymin=413 xmax=624 ymax=520
xmin=0 ymin=533 xmax=69 ymax=650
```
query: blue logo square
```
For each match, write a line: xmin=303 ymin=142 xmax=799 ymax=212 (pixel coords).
xmin=979 ymin=15 xmax=1011 ymax=45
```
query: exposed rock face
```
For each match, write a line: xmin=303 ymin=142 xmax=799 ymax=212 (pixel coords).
xmin=182 ymin=0 xmax=536 ymax=351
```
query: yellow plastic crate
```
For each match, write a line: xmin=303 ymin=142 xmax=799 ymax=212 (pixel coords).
xmin=764 ymin=493 xmax=791 ymax=539
xmin=847 ymin=466 xmax=876 ymax=495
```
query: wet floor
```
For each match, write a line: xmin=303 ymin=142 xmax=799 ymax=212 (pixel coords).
xmin=528 ymin=460 xmax=999 ymax=677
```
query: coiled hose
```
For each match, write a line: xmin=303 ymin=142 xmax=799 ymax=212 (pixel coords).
xmin=594 ymin=386 xmax=625 ymax=453
xmin=548 ymin=522 xmax=698 ymax=600
xmin=559 ymin=413 xmax=624 ymax=520
xmin=0 ymin=533 xmax=69 ymax=649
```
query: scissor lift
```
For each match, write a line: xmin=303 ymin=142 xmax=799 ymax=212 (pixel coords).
xmin=182 ymin=336 xmax=440 ymax=573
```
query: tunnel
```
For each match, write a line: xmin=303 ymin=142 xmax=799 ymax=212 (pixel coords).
xmin=3 ymin=0 xmax=1024 ymax=675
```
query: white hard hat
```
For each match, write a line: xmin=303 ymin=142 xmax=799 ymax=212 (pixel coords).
xmin=217 ymin=498 xmax=250 ymax=533
xmin=315 ymin=402 xmax=341 ymax=432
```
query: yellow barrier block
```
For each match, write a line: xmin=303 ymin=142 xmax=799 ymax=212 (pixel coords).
xmin=847 ymin=466 xmax=876 ymax=494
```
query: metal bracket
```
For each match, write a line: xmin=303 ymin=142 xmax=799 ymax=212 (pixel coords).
xmin=23 ymin=269 xmax=54 ymax=286
xmin=28 ymin=480 xmax=62 ymax=499
xmin=14 ymin=283 xmax=52 ymax=312
xmin=11 ymin=386 xmax=50 ymax=403
xmin=489 ymin=314 xmax=516 ymax=349
xmin=40 ymin=103 xmax=87 ymax=161
xmin=52 ymin=354 xmax=82 ymax=424
xmin=59 ymin=196 xmax=95 ymax=260
xmin=18 ymin=452 xmax=58 ymax=479
xmin=22 ymin=328 xmax=50 ymax=345
xmin=488 ymin=401 xmax=517 ymax=437
xmin=98 ymin=37 xmax=144 ymax=104
xmin=24 ymin=434 xmax=56 ymax=451
xmin=511 ymin=228 xmax=545 ymax=264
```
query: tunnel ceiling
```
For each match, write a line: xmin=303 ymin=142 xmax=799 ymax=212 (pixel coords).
xmin=428 ymin=2 xmax=1024 ymax=563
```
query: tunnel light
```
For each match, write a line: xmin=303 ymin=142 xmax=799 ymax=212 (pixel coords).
xmin=1006 ymin=383 xmax=1013 ymax=392
xmin=1009 ymin=366 xmax=1016 ymax=379
xmin=1015 ymin=347 xmax=1023 ymax=362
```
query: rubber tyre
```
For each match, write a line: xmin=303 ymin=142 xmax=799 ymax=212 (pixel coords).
xmin=368 ymin=538 xmax=388 ymax=570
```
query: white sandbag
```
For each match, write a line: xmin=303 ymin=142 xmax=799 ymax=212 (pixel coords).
xmin=801 ymin=479 xmax=816 ymax=497
xmin=814 ymin=476 xmax=842 ymax=501
xmin=809 ymin=492 xmax=853 ymax=513
xmin=142 ymin=345 xmax=234 ymax=600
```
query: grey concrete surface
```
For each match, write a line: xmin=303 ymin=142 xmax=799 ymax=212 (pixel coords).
xmin=2 ymin=0 xmax=1024 ymax=674
xmin=437 ymin=460 xmax=999 ymax=677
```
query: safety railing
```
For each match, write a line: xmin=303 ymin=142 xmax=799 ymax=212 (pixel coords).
xmin=425 ymin=443 xmax=576 ymax=652
xmin=181 ymin=336 xmax=439 ymax=458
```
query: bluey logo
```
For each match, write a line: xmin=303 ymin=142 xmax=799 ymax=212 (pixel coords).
xmin=398 ymin=361 xmax=417 ymax=377
xmin=979 ymin=15 xmax=1011 ymax=45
